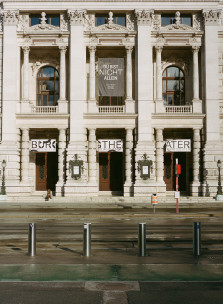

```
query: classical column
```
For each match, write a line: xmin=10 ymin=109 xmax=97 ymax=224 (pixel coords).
xmin=125 ymin=129 xmax=133 ymax=183
xmin=125 ymin=46 xmax=133 ymax=101
xmin=192 ymin=46 xmax=200 ymax=100
xmin=193 ymin=128 xmax=200 ymax=182
xmin=59 ymin=46 xmax=67 ymax=101
xmin=156 ymin=46 xmax=163 ymax=101
xmin=58 ymin=129 xmax=66 ymax=184
xmin=21 ymin=128 xmax=29 ymax=183
xmin=89 ymin=46 xmax=96 ymax=101
xmin=22 ymin=46 xmax=30 ymax=100
xmin=88 ymin=128 xmax=97 ymax=183
xmin=156 ymin=128 xmax=164 ymax=182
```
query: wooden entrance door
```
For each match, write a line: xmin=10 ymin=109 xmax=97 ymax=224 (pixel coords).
xmin=36 ymin=152 xmax=58 ymax=191
xmin=99 ymin=153 xmax=110 ymax=191
xmin=36 ymin=153 xmax=47 ymax=191
xmin=164 ymin=152 xmax=186 ymax=191
xmin=99 ymin=152 xmax=123 ymax=191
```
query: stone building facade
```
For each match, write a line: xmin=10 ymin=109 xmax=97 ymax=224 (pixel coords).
xmin=0 ymin=0 xmax=222 ymax=198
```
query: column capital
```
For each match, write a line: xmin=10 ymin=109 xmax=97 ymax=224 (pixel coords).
xmin=59 ymin=45 xmax=67 ymax=53
xmin=2 ymin=10 xmax=19 ymax=26
xmin=155 ymin=45 xmax=163 ymax=52
xmin=192 ymin=45 xmax=200 ymax=53
xmin=22 ymin=46 xmax=30 ymax=54
xmin=202 ymin=9 xmax=221 ymax=26
xmin=125 ymin=45 xmax=134 ymax=53
xmin=135 ymin=9 xmax=154 ymax=26
xmin=88 ymin=45 xmax=96 ymax=53
xmin=67 ymin=9 xmax=86 ymax=26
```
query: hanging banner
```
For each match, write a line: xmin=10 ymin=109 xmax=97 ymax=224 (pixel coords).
xmin=98 ymin=58 xmax=124 ymax=96
xmin=30 ymin=139 xmax=57 ymax=152
xmin=98 ymin=139 xmax=123 ymax=152
xmin=166 ymin=139 xmax=191 ymax=152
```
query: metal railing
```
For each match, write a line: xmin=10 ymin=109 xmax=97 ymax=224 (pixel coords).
xmin=31 ymin=106 xmax=58 ymax=113
xmin=98 ymin=105 xmax=125 ymax=113
xmin=165 ymin=105 xmax=192 ymax=113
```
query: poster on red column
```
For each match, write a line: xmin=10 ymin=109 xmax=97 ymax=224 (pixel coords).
xmin=98 ymin=58 xmax=124 ymax=96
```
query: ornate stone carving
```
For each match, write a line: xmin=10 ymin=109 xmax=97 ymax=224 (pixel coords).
xmin=152 ymin=14 xmax=161 ymax=30
xmin=84 ymin=14 xmax=95 ymax=31
xmin=90 ymin=36 xmax=98 ymax=44
xmin=60 ymin=13 xmax=69 ymax=31
xmin=67 ymin=9 xmax=86 ymax=26
xmin=1 ymin=10 xmax=19 ymax=25
xmin=202 ymin=9 xmax=221 ymax=25
xmin=135 ymin=9 xmax=154 ymax=26
xmin=193 ymin=13 xmax=203 ymax=31
xmin=17 ymin=14 xmax=29 ymax=31
xmin=161 ymin=55 xmax=190 ymax=75
xmin=164 ymin=11 xmax=193 ymax=31
xmin=31 ymin=55 xmax=59 ymax=75
xmin=93 ymin=12 xmax=127 ymax=32
xmin=126 ymin=14 xmax=135 ymax=31
xmin=22 ymin=46 xmax=30 ymax=54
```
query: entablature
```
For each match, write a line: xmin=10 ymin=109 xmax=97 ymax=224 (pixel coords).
xmin=152 ymin=113 xmax=205 ymax=129
xmin=18 ymin=34 xmax=69 ymax=48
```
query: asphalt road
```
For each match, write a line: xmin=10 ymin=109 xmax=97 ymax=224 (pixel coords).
xmin=1 ymin=282 xmax=223 ymax=304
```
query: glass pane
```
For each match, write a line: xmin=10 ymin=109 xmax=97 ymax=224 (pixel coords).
xmin=167 ymin=80 xmax=179 ymax=91
xmin=162 ymin=16 xmax=171 ymax=26
xmin=55 ymin=81 xmax=59 ymax=94
xmin=48 ymin=95 xmax=54 ymax=106
xmin=167 ymin=67 xmax=179 ymax=77
xmin=181 ymin=93 xmax=185 ymax=105
xmin=38 ymin=70 xmax=41 ymax=77
xmin=111 ymin=97 xmax=118 ymax=105
xmin=43 ymin=95 xmax=47 ymax=106
xmin=168 ymin=95 xmax=173 ymax=105
xmin=37 ymin=95 xmax=41 ymax=106
xmin=30 ymin=15 xmax=40 ymax=26
xmin=180 ymin=80 xmax=184 ymax=91
xmin=45 ymin=80 xmax=54 ymax=91
xmin=163 ymin=93 xmax=167 ymax=105
xmin=175 ymin=94 xmax=180 ymax=105
xmin=50 ymin=15 xmax=60 ymax=26
xmin=182 ymin=16 xmax=192 ymax=26
xmin=43 ymin=67 xmax=54 ymax=77
xmin=38 ymin=81 xmax=41 ymax=93
xmin=116 ymin=16 xmax=126 ymax=26
xmin=55 ymin=95 xmax=59 ymax=105
xmin=96 ymin=17 xmax=106 ymax=26
xmin=162 ymin=80 xmax=166 ymax=92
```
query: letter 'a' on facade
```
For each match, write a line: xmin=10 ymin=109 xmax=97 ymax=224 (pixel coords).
xmin=0 ymin=1 xmax=222 ymax=201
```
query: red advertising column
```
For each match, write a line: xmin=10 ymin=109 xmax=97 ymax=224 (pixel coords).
xmin=175 ymin=158 xmax=181 ymax=214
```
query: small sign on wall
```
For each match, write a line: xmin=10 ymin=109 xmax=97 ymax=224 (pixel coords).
xmin=166 ymin=139 xmax=191 ymax=152
xmin=30 ymin=139 xmax=56 ymax=152
xmin=98 ymin=139 xmax=123 ymax=152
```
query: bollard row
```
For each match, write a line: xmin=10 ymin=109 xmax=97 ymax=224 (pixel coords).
xmin=27 ymin=222 xmax=202 ymax=257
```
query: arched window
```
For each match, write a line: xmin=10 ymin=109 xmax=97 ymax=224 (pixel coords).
xmin=37 ymin=66 xmax=59 ymax=106
xmin=162 ymin=66 xmax=185 ymax=106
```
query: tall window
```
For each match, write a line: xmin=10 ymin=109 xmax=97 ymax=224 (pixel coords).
xmin=99 ymin=96 xmax=123 ymax=106
xmin=37 ymin=66 xmax=59 ymax=106
xmin=162 ymin=66 xmax=185 ymax=106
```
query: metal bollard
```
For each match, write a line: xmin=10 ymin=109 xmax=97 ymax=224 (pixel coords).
xmin=138 ymin=223 xmax=146 ymax=257
xmin=28 ymin=223 xmax=36 ymax=256
xmin=83 ymin=223 xmax=91 ymax=257
xmin=193 ymin=222 xmax=201 ymax=256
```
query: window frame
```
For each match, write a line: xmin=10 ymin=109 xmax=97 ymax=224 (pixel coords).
xmin=162 ymin=66 xmax=185 ymax=106
xmin=95 ymin=14 xmax=126 ymax=26
xmin=36 ymin=66 xmax=59 ymax=107
xmin=161 ymin=14 xmax=192 ymax=27
xmin=29 ymin=14 xmax=60 ymax=27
